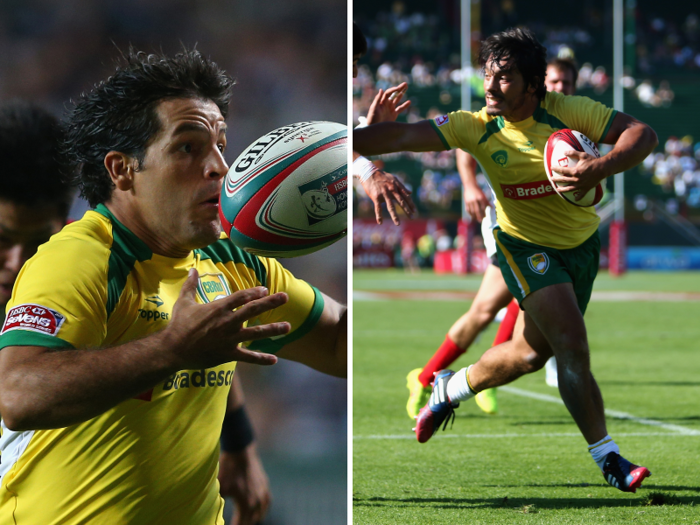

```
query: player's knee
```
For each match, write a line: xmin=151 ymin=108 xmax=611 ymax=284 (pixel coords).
xmin=520 ymin=350 xmax=549 ymax=373
xmin=471 ymin=302 xmax=499 ymax=330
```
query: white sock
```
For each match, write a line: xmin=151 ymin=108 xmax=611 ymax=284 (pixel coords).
xmin=588 ymin=435 xmax=620 ymax=471
xmin=446 ymin=366 xmax=477 ymax=404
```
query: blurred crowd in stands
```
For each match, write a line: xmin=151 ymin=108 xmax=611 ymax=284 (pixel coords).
xmin=354 ymin=2 xmax=699 ymax=222
xmin=642 ymin=136 xmax=700 ymax=209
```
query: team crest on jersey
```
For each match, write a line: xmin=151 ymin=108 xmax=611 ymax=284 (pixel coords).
xmin=491 ymin=150 xmax=508 ymax=167
xmin=196 ymin=273 xmax=232 ymax=303
xmin=2 ymin=303 xmax=66 ymax=336
xmin=527 ymin=253 xmax=550 ymax=274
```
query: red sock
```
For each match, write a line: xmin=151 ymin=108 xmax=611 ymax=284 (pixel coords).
xmin=419 ymin=335 xmax=465 ymax=386
xmin=493 ymin=299 xmax=519 ymax=346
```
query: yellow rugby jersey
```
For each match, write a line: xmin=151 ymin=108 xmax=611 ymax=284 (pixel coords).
xmin=431 ymin=91 xmax=616 ymax=249
xmin=0 ymin=204 xmax=323 ymax=525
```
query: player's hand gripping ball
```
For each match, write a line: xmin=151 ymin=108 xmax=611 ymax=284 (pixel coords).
xmin=220 ymin=121 xmax=347 ymax=257
xmin=543 ymin=129 xmax=604 ymax=207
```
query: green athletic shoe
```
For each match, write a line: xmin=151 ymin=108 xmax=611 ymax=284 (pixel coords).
xmin=406 ymin=368 xmax=432 ymax=419
xmin=475 ymin=388 xmax=498 ymax=415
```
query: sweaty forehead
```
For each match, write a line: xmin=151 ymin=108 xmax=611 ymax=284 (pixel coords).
xmin=485 ymin=56 xmax=517 ymax=75
xmin=156 ymin=98 xmax=226 ymax=134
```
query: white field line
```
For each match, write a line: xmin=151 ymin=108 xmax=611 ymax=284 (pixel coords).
xmin=355 ymin=432 xmax=689 ymax=440
xmin=500 ymin=386 xmax=700 ymax=436
xmin=354 ymin=386 xmax=700 ymax=440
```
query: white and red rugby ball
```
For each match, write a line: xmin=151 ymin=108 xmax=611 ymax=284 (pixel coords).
xmin=543 ymin=129 xmax=604 ymax=207
xmin=220 ymin=121 xmax=347 ymax=258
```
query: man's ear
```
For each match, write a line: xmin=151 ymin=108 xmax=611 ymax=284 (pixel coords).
xmin=104 ymin=151 xmax=137 ymax=191
xmin=528 ymin=77 xmax=540 ymax=94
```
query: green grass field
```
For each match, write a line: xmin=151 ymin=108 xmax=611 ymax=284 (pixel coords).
xmin=353 ymin=270 xmax=700 ymax=524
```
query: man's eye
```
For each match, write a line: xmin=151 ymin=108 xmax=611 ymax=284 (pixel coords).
xmin=217 ymin=143 xmax=225 ymax=153
xmin=180 ymin=143 xmax=192 ymax=153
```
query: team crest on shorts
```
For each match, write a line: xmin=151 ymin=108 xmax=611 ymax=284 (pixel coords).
xmin=527 ymin=253 xmax=549 ymax=274
xmin=196 ymin=273 xmax=231 ymax=303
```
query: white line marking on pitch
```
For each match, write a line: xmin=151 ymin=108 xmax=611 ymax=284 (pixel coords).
xmin=500 ymin=386 xmax=700 ymax=436
xmin=354 ymin=432 xmax=691 ymax=440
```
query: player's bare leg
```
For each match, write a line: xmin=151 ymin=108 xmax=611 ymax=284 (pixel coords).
xmin=468 ymin=283 xmax=607 ymax=444
xmin=407 ymin=265 xmax=511 ymax=418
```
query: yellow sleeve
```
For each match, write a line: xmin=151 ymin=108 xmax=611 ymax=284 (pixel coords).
xmin=428 ymin=110 xmax=487 ymax=153
xmin=245 ymin=256 xmax=323 ymax=353
xmin=549 ymin=93 xmax=617 ymax=143
xmin=0 ymin=227 xmax=109 ymax=351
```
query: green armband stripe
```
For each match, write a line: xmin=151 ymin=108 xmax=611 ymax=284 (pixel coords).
xmin=0 ymin=330 xmax=74 ymax=351
xmin=248 ymin=286 xmax=325 ymax=354
xmin=599 ymin=110 xmax=618 ymax=144
xmin=428 ymin=120 xmax=452 ymax=150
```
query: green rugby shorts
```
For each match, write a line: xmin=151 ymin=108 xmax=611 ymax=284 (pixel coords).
xmin=493 ymin=227 xmax=600 ymax=314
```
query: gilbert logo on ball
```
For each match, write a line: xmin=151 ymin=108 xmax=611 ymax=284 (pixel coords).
xmin=220 ymin=121 xmax=347 ymax=258
xmin=543 ymin=129 xmax=604 ymax=207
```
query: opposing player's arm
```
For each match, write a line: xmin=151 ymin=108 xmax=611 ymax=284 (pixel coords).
xmin=456 ymin=149 xmax=489 ymax=223
xmin=553 ymin=112 xmax=658 ymax=194
xmin=353 ymin=120 xmax=447 ymax=156
xmin=219 ymin=376 xmax=271 ymax=525
xmin=0 ymin=272 xmax=288 ymax=431
xmin=275 ymin=293 xmax=347 ymax=378
xmin=353 ymin=150 xmax=416 ymax=225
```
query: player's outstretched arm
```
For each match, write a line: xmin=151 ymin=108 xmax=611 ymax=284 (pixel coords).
xmin=456 ymin=149 xmax=489 ymax=223
xmin=219 ymin=376 xmax=271 ymax=525
xmin=365 ymin=82 xmax=411 ymax=125
xmin=354 ymin=120 xmax=447 ymax=157
xmin=353 ymin=150 xmax=416 ymax=225
xmin=275 ymin=293 xmax=347 ymax=378
xmin=552 ymin=113 xmax=658 ymax=197
xmin=0 ymin=269 xmax=290 ymax=431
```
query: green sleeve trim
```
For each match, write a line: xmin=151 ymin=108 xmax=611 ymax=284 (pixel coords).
xmin=599 ymin=109 xmax=618 ymax=143
xmin=428 ymin=120 xmax=452 ymax=150
xmin=0 ymin=330 xmax=75 ymax=351
xmin=248 ymin=286 xmax=325 ymax=354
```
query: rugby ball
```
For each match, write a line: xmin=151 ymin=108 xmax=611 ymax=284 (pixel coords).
xmin=220 ymin=121 xmax=347 ymax=257
xmin=543 ymin=129 xmax=604 ymax=207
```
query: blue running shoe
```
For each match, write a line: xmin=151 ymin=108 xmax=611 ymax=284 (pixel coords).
xmin=413 ymin=369 xmax=459 ymax=443
xmin=602 ymin=452 xmax=651 ymax=493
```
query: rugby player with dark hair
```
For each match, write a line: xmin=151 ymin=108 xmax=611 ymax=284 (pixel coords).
xmin=355 ymin=27 xmax=657 ymax=492
xmin=406 ymin=55 xmax=584 ymax=417
xmin=0 ymin=101 xmax=72 ymax=310
xmin=0 ymin=48 xmax=346 ymax=523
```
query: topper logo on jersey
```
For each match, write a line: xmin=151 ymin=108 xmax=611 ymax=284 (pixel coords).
xmin=196 ymin=273 xmax=231 ymax=304
xmin=2 ymin=303 xmax=66 ymax=336
xmin=501 ymin=180 xmax=555 ymax=200
xmin=527 ymin=253 xmax=550 ymax=274
xmin=299 ymin=167 xmax=347 ymax=225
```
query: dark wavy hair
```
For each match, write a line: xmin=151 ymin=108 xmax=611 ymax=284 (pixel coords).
xmin=0 ymin=101 xmax=73 ymax=216
xmin=479 ymin=28 xmax=548 ymax=100
xmin=354 ymin=22 xmax=368 ymax=57
xmin=64 ymin=47 xmax=234 ymax=207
